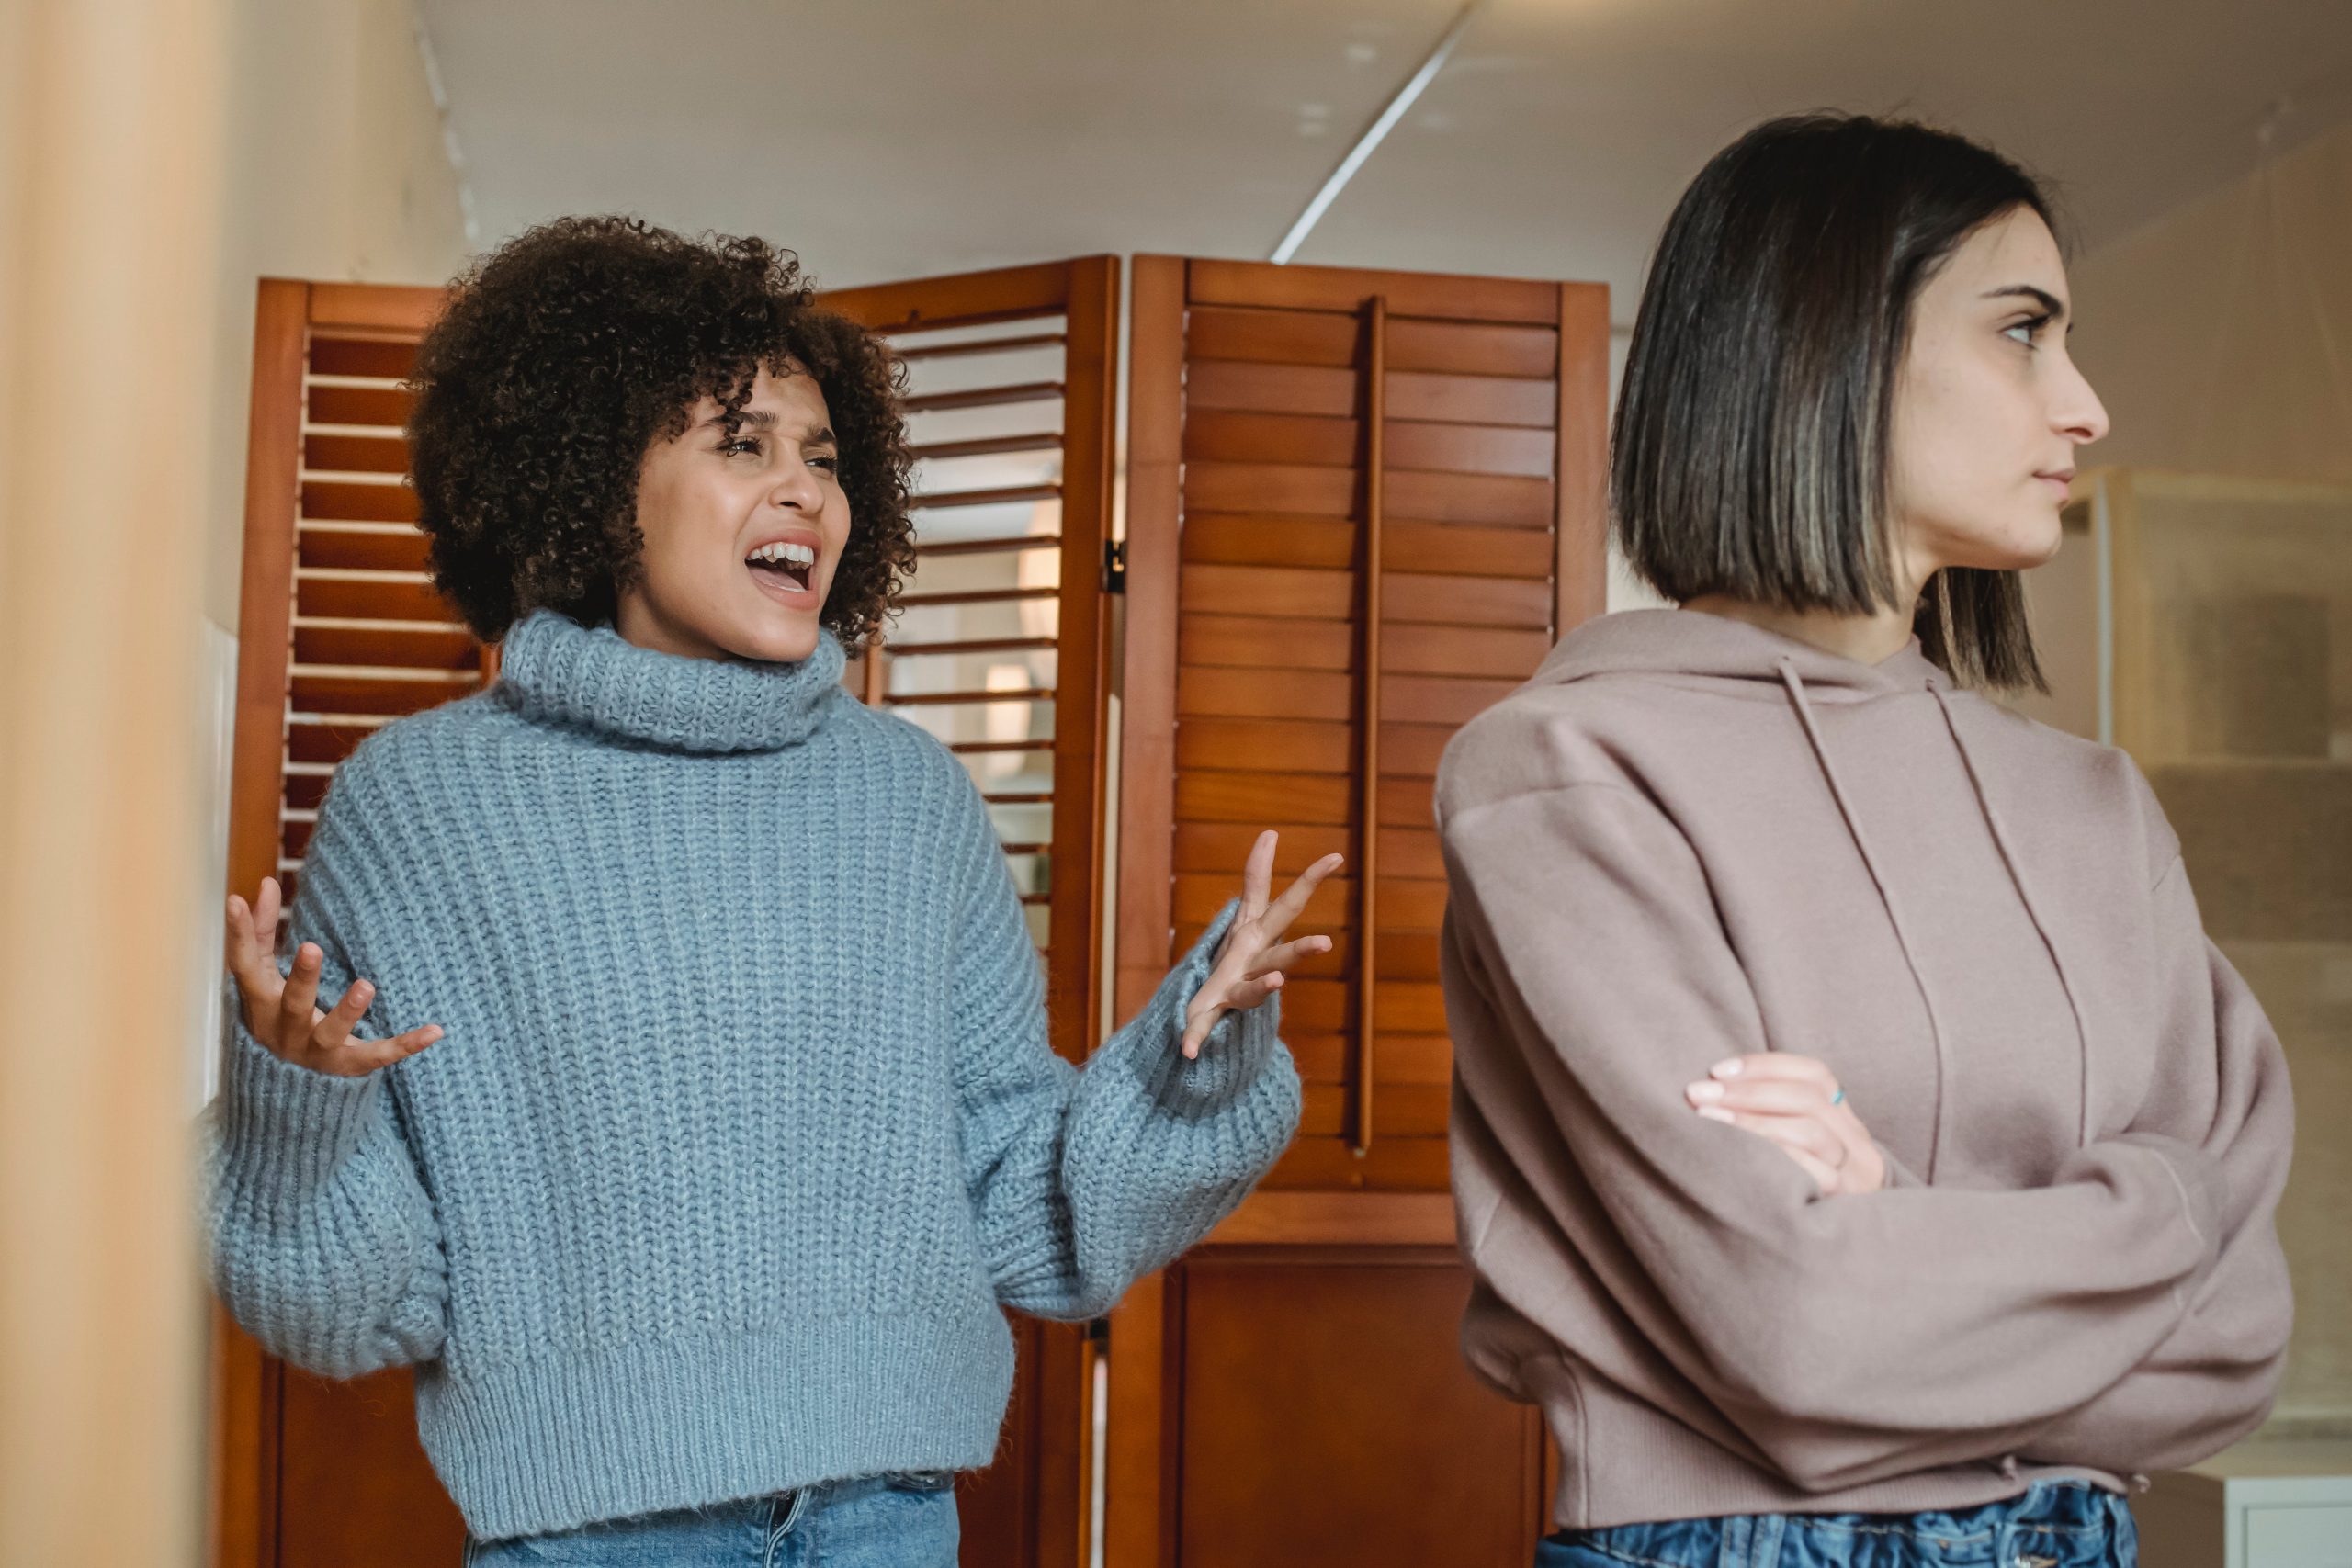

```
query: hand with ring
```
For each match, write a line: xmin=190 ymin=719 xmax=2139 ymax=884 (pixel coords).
xmin=1684 ymin=1053 xmax=1886 ymax=1196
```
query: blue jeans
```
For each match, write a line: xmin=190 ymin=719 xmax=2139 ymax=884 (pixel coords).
xmin=1537 ymin=1481 xmax=2135 ymax=1568
xmin=462 ymin=1472 xmax=958 ymax=1567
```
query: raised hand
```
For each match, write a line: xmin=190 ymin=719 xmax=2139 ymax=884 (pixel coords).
xmin=225 ymin=877 xmax=442 ymax=1077
xmin=1180 ymin=830 xmax=1344 ymax=1060
xmin=1685 ymin=1052 xmax=1885 ymax=1195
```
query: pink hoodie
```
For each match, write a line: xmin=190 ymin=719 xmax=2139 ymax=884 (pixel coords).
xmin=1438 ymin=607 xmax=2294 ymax=1529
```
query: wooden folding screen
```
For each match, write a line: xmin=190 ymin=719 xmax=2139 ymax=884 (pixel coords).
xmin=212 ymin=260 xmax=1121 ymax=1567
xmin=1104 ymin=256 xmax=1609 ymax=1568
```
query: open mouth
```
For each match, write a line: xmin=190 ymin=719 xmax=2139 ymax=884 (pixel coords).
xmin=746 ymin=538 xmax=817 ymax=593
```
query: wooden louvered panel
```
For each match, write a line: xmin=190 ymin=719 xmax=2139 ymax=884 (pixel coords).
xmin=1105 ymin=255 xmax=1606 ymax=1568
xmin=1121 ymin=254 xmax=1601 ymax=1191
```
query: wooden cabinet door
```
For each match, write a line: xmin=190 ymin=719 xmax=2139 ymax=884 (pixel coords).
xmin=1105 ymin=255 xmax=1610 ymax=1568
xmin=212 ymin=259 xmax=1121 ymax=1567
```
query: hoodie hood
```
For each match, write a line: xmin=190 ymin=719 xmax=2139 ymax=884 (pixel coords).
xmin=1528 ymin=607 xmax=2091 ymax=1175
xmin=1529 ymin=606 xmax=1950 ymax=703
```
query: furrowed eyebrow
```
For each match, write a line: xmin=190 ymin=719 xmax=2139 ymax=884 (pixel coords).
xmin=702 ymin=407 xmax=778 ymax=432
xmin=1985 ymin=284 xmax=2066 ymax=321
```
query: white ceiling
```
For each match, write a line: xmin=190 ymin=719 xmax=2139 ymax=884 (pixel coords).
xmin=422 ymin=0 xmax=2352 ymax=323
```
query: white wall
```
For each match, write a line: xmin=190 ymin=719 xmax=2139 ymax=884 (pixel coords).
xmin=203 ymin=0 xmax=470 ymax=636
xmin=2070 ymin=117 xmax=2352 ymax=488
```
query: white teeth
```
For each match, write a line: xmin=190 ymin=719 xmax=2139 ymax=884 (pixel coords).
xmin=748 ymin=541 xmax=817 ymax=566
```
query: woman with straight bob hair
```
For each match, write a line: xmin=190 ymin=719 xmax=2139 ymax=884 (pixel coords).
xmin=1438 ymin=114 xmax=2294 ymax=1568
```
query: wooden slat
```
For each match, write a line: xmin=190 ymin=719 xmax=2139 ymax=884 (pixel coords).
xmin=913 ymin=533 xmax=1060 ymax=558
xmin=1186 ymin=306 xmax=1357 ymax=367
xmin=1182 ymin=516 xmax=1554 ymax=580
xmin=1185 ymin=360 xmax=1355 ymax=419
xmin=292 ymin=623 xmax=475 ymax=670
xmin=1170 ymin=928 xmax=1443 ymax=984
xmin=1174 ymin=772 xmax=1352 ymax=827
xmin=305 ymin=384 xmax=410 ymax=427
xmin=884 ymin=634 xmax=1057 ymax=658
xmin=1385 ymin=470 xmax=1552 ymax=530
xmin=297 ymin=525 xmax=430 ymax=573
xmin=884 ymin=687 xmax=1055 ymax=707
xmin=1382 ymin=625 xmax=1548 ymax=681
xmin=1177 ymin=564 xmax=1351 ymax=619
xmin=899 ymin=381 xmax=1063 ymax=414
xmin=306 ymin=337 xmax=418 ymax=378
xmin=288 ymin=671 xmax=481 ymax=718
xmin=1179 ymin=613 xmax=1352 ymax=672
xmin=1385 ymin=571 xmax=1551 ymax=628
xmin=1386 ymin=319 xmax=1558 ymax=379
xmin=295 ymin=573 xmax=458 ymax=623
xmin=1183 ymin=410 xmax=1359 ymax=468
xmin=1168 ymin=873 xmax=1437 ymax=932
xmin=894 ymin=585 xmax=1059 ymax=608
xmin=1385 ymin=422 xmax=1555 ymax=479
xmin=287 ymin=717 xmax=383 ymax=765
xmin=1178 ymin=666 xmax=1351 ymax=722
xmin=307 ymin=282 xmax=444 ymax=333
xmin=1173 ymin=822 xmax=1352 ymax=873
xmin=1266 ymin=1134 xmax=1450 ymax=1190
xmin=909 ymin=483 xmax=1058 ymax=511
xmin=1173 ymin=872 xmax=1351 ymax=930
xmin=895 ymin=331 xmax=1064 ymax=362
xmin=1313 ymin=1083 xmax=1462 ymax=1137
xmin=1379 ymin=777 xmax=1436 ymax=830
xmin=907 ymin=432 xmax=1061 ymax=462
xmin=1183 ymin=306 xmax=1558 ymax=379
xmin=1187 ymin=257 xmax=1562 ymax=326
xmin=824 ymin=258 xmax=1075 ymax=333
xmin=300 ymin=480 xmax=418 ymax=524
xmin=1386 ymin=520 xmax=1555 ymax=580
xmin=1184 ymin=461 xmax=1355 ymax=519
xmin=1171 ymin=718 xmax=1452 ymax=778
xmin=1181 ymin=515 xmax=1355 ymax=571
xmin=302 ymin=432 xmax=408 ymax=473
xmin=1379 ymin=674 xmax=1520 ymax=727
xmin=1386 ymin=371 xmax=1555 ymax=429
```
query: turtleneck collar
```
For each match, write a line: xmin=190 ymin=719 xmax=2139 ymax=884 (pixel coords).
xmin=496 ymin=610 xmax=850 ymax=754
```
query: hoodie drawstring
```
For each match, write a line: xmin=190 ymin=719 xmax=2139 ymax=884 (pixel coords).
xmin=1773 ymin=655 xmax=2098 ymax=1171
xmin=1928 ymin=686 xmax=2096 ymax=1150
xmin=1775 ymin=657 xmax=1954 ymax=1180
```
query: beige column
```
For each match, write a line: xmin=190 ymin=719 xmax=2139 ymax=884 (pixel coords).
xmin=0 ymin=1 xmax=230 ymax=1562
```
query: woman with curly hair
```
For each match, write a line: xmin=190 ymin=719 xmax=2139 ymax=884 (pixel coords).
xmin=204 ymin=217 xmax=1337 ymax=1565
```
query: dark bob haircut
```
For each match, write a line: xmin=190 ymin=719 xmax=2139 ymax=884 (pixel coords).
xmin=1611 ymin=113 xmax=2060 ymax=690
xmin=407 ymin=216 xmax=915 ymax=646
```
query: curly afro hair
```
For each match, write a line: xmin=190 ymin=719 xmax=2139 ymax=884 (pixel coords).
xmin=406 ymin=215 xmax=915 ymax=646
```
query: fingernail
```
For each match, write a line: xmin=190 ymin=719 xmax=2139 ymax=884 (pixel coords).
xmin=1711 ymin=1058 xmax=1744 ymax=1078
xmin=1686 ymin=1079 xmax=1724 ymax=1103
xmin=1696 ymin=1106 xmax=1736 ymax=1124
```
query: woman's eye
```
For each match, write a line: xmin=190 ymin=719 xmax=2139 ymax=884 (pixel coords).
xmin=719 ymin=437 xmax=762 ymax=457
xmin=808 ymin=453 xmax=839 ymax=473
xmin=2004 ymin=315 xmax=2051 ymax=348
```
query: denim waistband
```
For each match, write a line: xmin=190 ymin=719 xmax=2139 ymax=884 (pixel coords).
xmin=1539 ymin=1481 xmax=2136 ymax=1568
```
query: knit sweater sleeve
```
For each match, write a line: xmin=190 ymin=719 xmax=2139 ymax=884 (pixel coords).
xmin=2015 ymin=852 xmax=2295 ymax=1474
xmin=1443 ymin=781 xmax=2234 ymax=1494
xmin=947 ymin=791 xmax=1301 ymax=1322
xmin=199 ymin=773 xmax=449 ymax=1379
